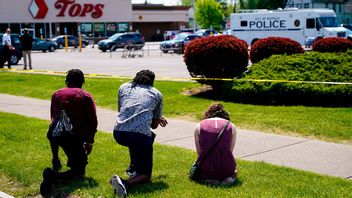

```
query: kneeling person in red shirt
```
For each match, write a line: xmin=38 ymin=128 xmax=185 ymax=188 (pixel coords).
xmin=40 ymin=69 xmax=98 ymax=196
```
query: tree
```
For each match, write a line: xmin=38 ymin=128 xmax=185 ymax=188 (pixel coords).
xmin=180 ymin=0 xmax=192 ymax=6
xmin=224 ymin=3 xmax=235 ymax=18
xmin=195 ymin=0 xmax=224 ymax=30
xmin=239 ymin=0 xmax=288 ymax=10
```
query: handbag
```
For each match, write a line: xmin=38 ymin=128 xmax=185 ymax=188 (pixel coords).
xmin=48 ymin=103 xmax=73 ymax=138
xmin=189 ymin=121 xmax=230 ymax=180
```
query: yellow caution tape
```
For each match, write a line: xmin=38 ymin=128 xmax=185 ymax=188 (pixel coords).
xmin=1 ymin=68 xmax=351 ymax=85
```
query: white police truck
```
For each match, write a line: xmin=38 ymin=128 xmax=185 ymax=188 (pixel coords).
xmin=230 ymin=8 xmax=348 ymax=45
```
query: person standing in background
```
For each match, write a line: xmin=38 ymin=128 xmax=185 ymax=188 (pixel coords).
xmin=20 ymin=28 xmax=33 ymax=70
xmin=2 ymin=28 xmax=13 ymax=68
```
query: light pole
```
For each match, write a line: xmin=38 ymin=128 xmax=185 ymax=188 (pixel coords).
xmin=193 ymin=0 xmax=196 ymax=32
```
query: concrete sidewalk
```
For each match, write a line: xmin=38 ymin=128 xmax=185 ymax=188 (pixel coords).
xmin=0 ymin=93 xmax=351 ymax=179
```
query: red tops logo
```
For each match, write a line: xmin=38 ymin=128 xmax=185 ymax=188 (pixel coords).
xmin=55 ymin=0 xmax=104 ymax=18
xmin=29 ymin=0 xmax=104 ymax=19
xmin=29 ymin=0 xmax=48 ymax=19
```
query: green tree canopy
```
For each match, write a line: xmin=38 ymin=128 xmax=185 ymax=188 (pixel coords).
xmin=195 ymin=0 xmax=224 ymax=30
xmin=239 ymin=0 xmax=288 ymax=10
xmin=180 ymin=0 xmax=192 ymax=6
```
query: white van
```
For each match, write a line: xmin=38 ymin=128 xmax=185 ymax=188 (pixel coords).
xmin=230 ymin=8 xmax=348 ymax=45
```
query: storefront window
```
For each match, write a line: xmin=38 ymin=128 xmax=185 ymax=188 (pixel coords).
xmin=35 ymin=23 xmax=45 ymax=38
xmin=107 ymin=23 xmax=117 ymax=36
xmin=44 ymin=23 xmax=56 ymax=39
xmin=10 ymin=24 xmax=20 ymax=34
xmin=94 ymin=23 xmax=105 ymax=37
xmin=0 ymin=24 xmax=9 ymax=33
xmin=81 ymin=23 xmax=93 ymax=36
xmin=118 ymin=22 xmax=129 ymax=33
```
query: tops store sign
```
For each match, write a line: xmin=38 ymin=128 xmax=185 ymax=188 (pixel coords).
xmin=55 ymin=0 xmax=104 ymax=18
xmin=0 ymin=0 xmax=131 ymax=23
xmin=29 ymin=0 xmax=104 ymax=19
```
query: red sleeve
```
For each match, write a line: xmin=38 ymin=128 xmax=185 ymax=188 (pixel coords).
xmin=50 ymin=92 xmax=60 ymax=122
xmin=84 ymin=92 xmax=98 ymax=143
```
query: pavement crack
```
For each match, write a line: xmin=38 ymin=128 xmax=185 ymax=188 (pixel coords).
xmin=239 ymin=139 xmax=310 ymax=159
xmin=159 ymin=135 xmax=194 ymax=144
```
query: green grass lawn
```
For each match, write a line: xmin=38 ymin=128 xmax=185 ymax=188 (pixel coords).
xmin=0 ymin=112 xmax=351 ymax=197
xmin=0 ymin=72 xmax=351 ymax=144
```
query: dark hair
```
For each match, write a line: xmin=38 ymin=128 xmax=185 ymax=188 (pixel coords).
xmin=66 ymin=69 xmax=85 ymax=88
xmin=203 ymin=103 xmax=230 ymax=120
xmin=132 ymin=70 xmax=155 ymax=87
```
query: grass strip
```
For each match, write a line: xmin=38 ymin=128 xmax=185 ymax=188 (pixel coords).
xmin=0 ymin=111 xmax=351 ymax=197
xmin=0 ymin=72 xmax=351 ymax=143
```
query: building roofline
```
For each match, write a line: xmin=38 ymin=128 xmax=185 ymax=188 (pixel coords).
xmin=132 ymin=4 xmax=191 ymax=11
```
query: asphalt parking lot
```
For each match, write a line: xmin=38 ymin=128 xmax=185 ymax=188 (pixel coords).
xmin=23 ymin=42 xmax=191 ymax=79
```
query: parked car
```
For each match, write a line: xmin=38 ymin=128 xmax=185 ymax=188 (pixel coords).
xmin=195 ymin=29 xmax=218 ymax=37
xmin=81 ymin=34 xmax=91 ymax=46
xmin=346 ymin=28 xmax=352 ymax=40
xmin=51 ymin=35 xmax=88 ymax=49
xmin=342 ymin=24 xmax=352 ymax=31
xmin=160 ymin=33 xmax=201 ymax=54
xmin=163 ymin=30 xmax=178 ymax=40
xmin=0 ymin=33 xmax=22 ymax=65
xmin=222 ymin=29 xmax=233 ymax=35
xmin=179 ymin=28 xmax=197 ymax=34
xmin=97 ymin=32 xmax=145 ymax=52
xmin=32 ymin=38 xmax=57 ymax=52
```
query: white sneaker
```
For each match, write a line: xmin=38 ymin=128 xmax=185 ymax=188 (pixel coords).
xmin=110 ymin=174 xmax=127 ymax=198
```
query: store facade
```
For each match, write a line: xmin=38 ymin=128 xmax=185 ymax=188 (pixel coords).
xmin=132 ymin=4 xmax=190 ymax=41
xmin=0 ymin=0 xmax=132 ymax=38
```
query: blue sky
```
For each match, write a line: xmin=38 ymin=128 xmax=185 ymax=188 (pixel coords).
xmin=132 ymin=0 xmax=180 ymax=5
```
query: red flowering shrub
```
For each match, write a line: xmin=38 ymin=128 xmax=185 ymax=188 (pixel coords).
xmin=250 ymin=37 xmax=304 ymax=63
xmin=312 ymin=37 xmax=352 ymax=53
xmin=184 ymin=35 xmax=248 ymax=90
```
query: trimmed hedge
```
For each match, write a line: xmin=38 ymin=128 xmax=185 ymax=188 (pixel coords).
xmin=228 ymin=50 xmax=352 ymax=106
xmin=312 ymin=37 xmax=352 ymax=53
xmin=184 ymin=35 xmax=248 ymax=90
xmin=250 ymin=37 xmax=304 ymax=63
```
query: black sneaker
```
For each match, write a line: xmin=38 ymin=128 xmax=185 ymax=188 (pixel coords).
xmin=125 ymin=165 xmax=136 ymax=178
xmin=52 ymin=158 xmax=62 ymax=172
xmin=110 ymin=174 xmax=127 ymax=198
xmin=40 ymin=168 xmax=55 ymax=197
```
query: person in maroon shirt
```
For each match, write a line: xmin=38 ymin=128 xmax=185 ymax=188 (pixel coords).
xmin=40 ymin=69 xmax=98 ymax=196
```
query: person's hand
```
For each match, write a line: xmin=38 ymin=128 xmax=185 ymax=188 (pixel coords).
xmin=84 ymin=143 xmax=93 ymax=155
xmin=158 ymin=117 xmax=168 ymax=127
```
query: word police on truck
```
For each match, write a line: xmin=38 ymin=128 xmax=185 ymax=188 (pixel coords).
xmin=230 ymin=8 xmax=348 ymax=45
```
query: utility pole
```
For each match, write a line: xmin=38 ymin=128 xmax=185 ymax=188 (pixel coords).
xmin=193 ymin=0 xmax=196 ymax=32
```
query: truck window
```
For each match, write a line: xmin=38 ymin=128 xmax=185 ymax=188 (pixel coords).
xmin=319 ymin=16 xmax=340 ymax=27
xmin=240 ymin=21 xmax=248 ymax=27
xmin=306 ymin=18 xmax=315 ymax=29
